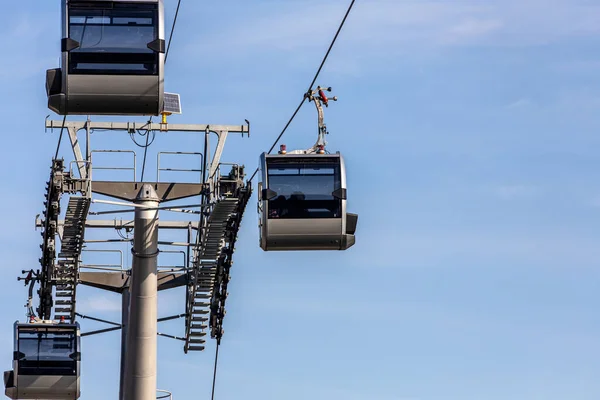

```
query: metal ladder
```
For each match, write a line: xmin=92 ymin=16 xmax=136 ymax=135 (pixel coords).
xmin=184 ymin=198 xmax=239 ymax=352
xmin=54 ymin=196 xmax=90 ymax=323
xmin=209 ymin=185 xmax=252 ymax=342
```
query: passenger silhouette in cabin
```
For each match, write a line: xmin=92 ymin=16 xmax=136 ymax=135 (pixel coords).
xmin=288 ymin=192 xmax=308 ymax=218
xmin=269 ymin=195 xmax=288 ymax=218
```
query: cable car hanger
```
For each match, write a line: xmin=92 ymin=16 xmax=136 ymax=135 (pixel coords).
xmin=257 ymin=84 xmax=357 ymax=251
xmin=281 ymin=86 xmax=338 ymax=156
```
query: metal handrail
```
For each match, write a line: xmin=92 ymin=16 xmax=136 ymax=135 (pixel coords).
xmin=91 ymin=150 xmax=137 ymax=181
xmin=159 ymin=250 xmax=187 ymax=271
xmin=214 ymin=162 xmax=241 ymax=181
xmin=68 ymin=160 xmax=92 ymax=193
xmin=80 ymin=249 xmax=124 ymax=271
xmin=157 ymin=151 xmax=203 ymax=182
xmin=68 ymin=160 xmax=91 ymax=177
xmin=212 ymin=162 xmax=241 ymax=199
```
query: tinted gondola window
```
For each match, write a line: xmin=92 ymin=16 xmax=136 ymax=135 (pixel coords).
xmin=68 ymin=5 xmax=158 ymax=75
xmin=267 ymin=162 xmax=341 ymax=219
xmin=17 ymin=330 xmax=77 ymax=376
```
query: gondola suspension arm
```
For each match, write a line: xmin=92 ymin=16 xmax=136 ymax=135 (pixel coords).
xmin=284 ymin=86 xmax=337 ymax=155
xmin=308 ymin=86 xmax=337 ymax=153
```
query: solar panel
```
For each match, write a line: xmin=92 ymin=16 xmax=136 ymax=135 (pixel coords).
xmin=162 ymin=92 xmax=182 ymax=114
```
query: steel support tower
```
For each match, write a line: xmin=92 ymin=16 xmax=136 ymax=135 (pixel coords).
xmin=16 ymin=118 xmax=252 ymax=399
xmin=123 ymin=185 xmax=160 ymax=400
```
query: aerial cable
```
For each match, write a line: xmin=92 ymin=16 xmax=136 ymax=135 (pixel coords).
xmin=266 ymin=99 xmax=307 ymax=157
xmin=307 ymin=0 xmax=356 ymax=93
xmin=140 ymin=128 xmax=151 ymax=182
xmin=165 ymin=0 xmax=182 ymax=64
xmin=53 ymin=115 xmax=68 ymax=160
xmin=138 ymin=0 xmax=182 ymax=180
xmin=210 ymin=342 xmax=220 ymax=400
xmin=248 ymin=0 xmax=356 ymax=182
xmin=135 ymin=116 xmax=154 ymax=182
xmin=137 ymin=115 xmax=156 ymax=181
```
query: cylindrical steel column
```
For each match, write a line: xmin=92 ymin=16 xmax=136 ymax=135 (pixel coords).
xmin=119 ymin=287 xmax=130 ymax=400
xmin=123 ymin=184 xmax=159 ymax=400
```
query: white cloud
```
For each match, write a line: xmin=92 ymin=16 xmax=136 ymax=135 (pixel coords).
xmin=193 ymin=1 xmax=491 ymax=54
xmin=189 ymin=0 xmax=600 ymax=58
xmin=342 ymin=228 xmax=600 ymax=269
xmin=506 ymin=98 xmax=534 ymax=109
xmin=553 ymin=88 xmax=600 ymax=111
xmin=552 ymin=60 xmax=600 ymax=74
xmin=75 ymin=288 xmax=184 ymax=316
xmin=175 ymin=0 xmax=600 ymax=81
xmin=590 ymin=196 xmax=600 ymax=208
xmin=77 ymin=294 xmax=122 ymax=313
xmin=158 ymin=288 xmax=185 ymax=316
xmin=491 ymin=184 xmax=540 ymax=200
xmin=445 ymin=18 xmax=504 ymax=43
xmin=250 ymin=292 xmax=598 ymax=354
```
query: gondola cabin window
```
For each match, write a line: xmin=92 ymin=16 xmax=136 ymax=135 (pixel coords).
xmin=267 ymin=162 xmax=342 ymax=219
xmin=17 ymin=329 xmax=77 ymax=376
xmin=68 ymin=4 xmax=158 ymax=75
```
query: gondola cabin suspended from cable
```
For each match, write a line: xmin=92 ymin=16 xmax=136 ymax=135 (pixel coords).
xmin=4 ymin=321 xmax=81 ymax=399
xmin=257 ymin=87 xmax=358 ymax=251
xmin=46 ymin=0 xmax=165 ymax=116
xmin=258 ymin=152 xmax=358 ymax=251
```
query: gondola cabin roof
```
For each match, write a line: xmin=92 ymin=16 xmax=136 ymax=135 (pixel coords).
xmin=263 ymin=152 xmax=343 ymax=163
xmin=68 ymin=0 xmax=160 ymax=4
xmin=15 ymin=321 xmax=80 ymax=333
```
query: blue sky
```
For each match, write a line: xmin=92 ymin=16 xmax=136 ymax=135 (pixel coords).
xmin=1 ymin=0 xmax=600 ymax=399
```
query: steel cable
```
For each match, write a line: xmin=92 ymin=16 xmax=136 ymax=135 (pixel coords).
xmin=165 ymin=0 xmax=182 ymax=64
xmin=248 ymin=0 xmax=356 ymax=182
xmin=53 ymin=115 xmax=68 ymax=160
xmin=210 ymin=343 xmax=220 ymax=400
xmin=139 ymin=0 xmax=182 ymax=180
xmin=140 ymin=128 xmax=151 ymax=182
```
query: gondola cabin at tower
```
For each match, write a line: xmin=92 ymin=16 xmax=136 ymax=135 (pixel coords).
xmin=46 ymin=0 xmax=165 ymax=116
xmin=4 ymin=321 xmax=81 ymax=399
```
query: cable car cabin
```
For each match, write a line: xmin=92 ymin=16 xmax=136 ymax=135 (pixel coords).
xmin=258 ymin=152 xmax=358 ymax=251
xmin=46 ymin=0 xmax=165 ymax=116
xmin=4 ymin=321 xmax=81 ymax=399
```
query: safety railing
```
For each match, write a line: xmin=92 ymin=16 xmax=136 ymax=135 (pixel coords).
xmin=156 ymin=151 xmax=203 ymax=182
xmin=90 ymin=150 xmax=137 ymax=181
xmin=211 ymin=162 xmax=242 ymax=199
xmin=79 ymin=249 xmax=124 ymax=272
xmin=213 ymin=162 xmax=242 ymax=181
xmin=68 ymin=160 xmax=93 ymax=193
xmin=158 ymin=249 xmax=188 ymax=272
xmin=68 ymin=160 xmax=91 ymax=177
